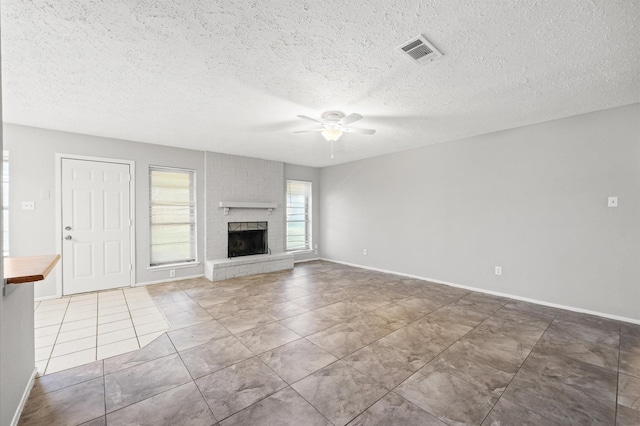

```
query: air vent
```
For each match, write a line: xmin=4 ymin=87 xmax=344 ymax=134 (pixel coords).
xmin=396 ymin=35 xmax=443 ymax=65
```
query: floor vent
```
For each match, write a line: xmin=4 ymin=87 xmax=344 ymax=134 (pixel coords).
xmin=397 ymin=35 xmax=443 ymax=65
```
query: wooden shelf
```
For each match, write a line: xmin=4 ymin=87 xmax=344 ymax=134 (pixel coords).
xmin=4 ymin=254 xmax=61 ymax=284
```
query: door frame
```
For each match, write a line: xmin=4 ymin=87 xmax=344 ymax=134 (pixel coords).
xmin=55 ymin=153 xmax=136 ymax=297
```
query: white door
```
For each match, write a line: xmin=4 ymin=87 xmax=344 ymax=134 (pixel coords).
xmin=62 ymin=158 xmax=132 ymax=295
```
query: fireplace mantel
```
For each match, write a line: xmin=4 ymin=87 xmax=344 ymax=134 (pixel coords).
xmin=219 ymin=201 xmax=277 ymax=215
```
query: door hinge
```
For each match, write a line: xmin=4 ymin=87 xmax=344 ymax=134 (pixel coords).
xmin=127 ymin=174 xmax=132 ymax=182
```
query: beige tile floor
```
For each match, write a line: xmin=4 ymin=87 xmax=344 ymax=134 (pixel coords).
xmin=33 ymin=286 xmax=170 ymax=375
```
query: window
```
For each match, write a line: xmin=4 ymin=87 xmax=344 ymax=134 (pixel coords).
xmin=149 ymin=167 xmax=196 ymax=266
xmin=3 ymin=152 xmax=8 ymax=257
xmin=286 ymin=180 xmax=312 ymax=251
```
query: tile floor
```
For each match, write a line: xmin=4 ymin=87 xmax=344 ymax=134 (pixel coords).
xmin=20 ymin=261 xmax=640 ymax=425
xmin=33 ymin=286 xmax=170 ymax=375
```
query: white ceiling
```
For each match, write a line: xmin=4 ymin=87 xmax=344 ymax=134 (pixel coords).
xmin=2 ymin=0 xmax=639 ymax=167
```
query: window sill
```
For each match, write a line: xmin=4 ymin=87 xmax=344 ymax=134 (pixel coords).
xmin=147 ymin=261 xmax=200 ymax=271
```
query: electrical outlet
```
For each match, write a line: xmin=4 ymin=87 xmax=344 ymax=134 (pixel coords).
xmin=608 ymin=196 xmax=618 ymax=207
xmin=363 ymin=249 xmax=368 ymax=256
xmin=22 ymin=201 xmax=35 ymax=210
xmin=314 ymin=249 xmax=318 ymax=254
xmin=169 ymin=269 xmax=176 ymax=278
xmin=495 ymin=266 xmax=502 ymax=276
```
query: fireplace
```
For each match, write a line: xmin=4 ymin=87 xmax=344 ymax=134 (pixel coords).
xmin=228 ymin=222 xmax=268 ymax=258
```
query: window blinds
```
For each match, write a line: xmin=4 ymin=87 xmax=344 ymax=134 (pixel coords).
xmin=286 ymin=179 xmax=312 ymax=251
xmin=149 ymin=167 xmax=196 ymax=266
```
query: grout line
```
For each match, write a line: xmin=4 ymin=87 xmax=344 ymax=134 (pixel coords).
xmin=102 ymin=357 xmax=107 ymax=423
xmin=42 ymin=300 xmax=71 ymax=375
xmin=94 ymin=295 xmax=99 ymax=363
xmin=286 ymin=384 xmax=336 ymax=426
xmin=121 ymin=288 xmax=141 ymax=350
xmin=478 ymin=311 xmax=559 ymax=425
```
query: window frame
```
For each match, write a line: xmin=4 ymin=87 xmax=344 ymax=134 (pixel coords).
xmin=148 ymin=165 xmax=197 ymax=267
xmin=286 ymin=179 xmax=312 ymax=252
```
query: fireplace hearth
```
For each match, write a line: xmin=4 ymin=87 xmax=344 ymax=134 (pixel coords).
xmin=228 ymin=222 xmax=268 ymax=258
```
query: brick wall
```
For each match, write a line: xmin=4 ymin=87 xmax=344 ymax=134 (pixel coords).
xmin=205 ymin=152 xmax=285 ymax=260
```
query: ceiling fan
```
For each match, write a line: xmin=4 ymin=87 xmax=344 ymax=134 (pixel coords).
xmin=294 ymin=111 xmax=376 ymax=142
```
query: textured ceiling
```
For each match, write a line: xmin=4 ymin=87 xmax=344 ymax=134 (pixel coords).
xmin=2 ymin=0 xmax=639 ymax=167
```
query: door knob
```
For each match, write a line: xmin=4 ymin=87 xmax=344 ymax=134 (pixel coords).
xmin=64 ymin=226 xmax=72 ymax=231
xmin=65 ymin=235 xmax=72 ymax=240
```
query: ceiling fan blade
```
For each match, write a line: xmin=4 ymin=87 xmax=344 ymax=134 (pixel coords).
xmin=297 ymin=115 xmax=322 ymax=124
xmin=293 ymin=128 xmax=324 ymax=133
xmin=339 ymin=113 xmax=363 ymax=126
xmin=342 ymin=127 xmax=376 ymax=135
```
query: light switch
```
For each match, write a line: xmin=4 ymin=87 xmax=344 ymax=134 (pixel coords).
xmin=608 ymin=197 xmax=618 ymax=207
xmin=22 ymin=201 xmax=35 ymax=210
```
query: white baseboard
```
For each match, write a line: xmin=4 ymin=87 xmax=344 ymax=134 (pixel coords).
xmin=321 ymin=258 xmax=640 ymax=325
xmin=135 ymin=274 xmax=205 ymax=287
xmin=294 ymin=257 xmax=321 ymax=264
xmin=34 ymin=295 xmax=60 ymax=302
xmin=11 ymin=367 xmax=37 ymax=426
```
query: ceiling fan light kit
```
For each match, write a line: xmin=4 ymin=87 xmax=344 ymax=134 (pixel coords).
xmin=294 ymin=111 xmax=376 ymax=157
xmin=321 ymin=128 xmax=343 ymax=141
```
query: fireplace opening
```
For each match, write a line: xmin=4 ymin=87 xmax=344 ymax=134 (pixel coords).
xmin=228 ymin=222 xmax=268 ymax=258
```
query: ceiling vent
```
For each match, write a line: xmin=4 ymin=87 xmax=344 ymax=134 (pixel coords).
xmin=396 ymin=35 xmax=443 ymax=65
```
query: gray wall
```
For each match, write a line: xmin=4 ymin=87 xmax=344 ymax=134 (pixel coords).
xmin=1 ymin=50 xmax=36 ymax=426
xmin=0 ymin=42 xmax=4 ymax=425
xmin=205 ymin=152 xmax=285 ymax=260
xmin=1 ymin=284 xmax=35 ymax=426
xmin=4 ymin=125 xmax=206 ymax=299
xmin=320 ymin=103 xmax=640 ymax=321
xmin=285 ymin=163 xmax=321 ymax=262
